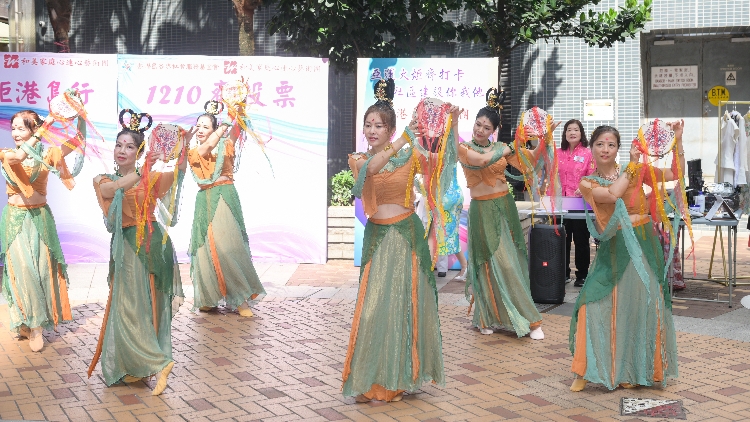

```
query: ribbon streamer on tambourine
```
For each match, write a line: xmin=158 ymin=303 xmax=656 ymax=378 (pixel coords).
xmin=42 ymin=88 xmax=108 ymax=174
xmin=220 ymin=77 xmax=273 ymax=174
xmin=631 ymin=119 xmax=695 ymax=275
xmin=134 ymin=123 xmax=187 ymax=253
xmin=513 ymin=107 xmax=561 ymax=223
xmin=410 ymin=97 xmax=456 ymax=265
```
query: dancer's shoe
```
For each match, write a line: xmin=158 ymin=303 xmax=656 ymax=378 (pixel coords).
xmin=18 ymin=326 xmax=30 ymax=339
xmin=529 ymin=327 xmax=544 ymax=340
xmin=237 ymin=302 xmax=254 ymax=317
xmin=570 ymin=377 xmax=587 ymax=392
xmin=29 ymin=327 xmax=44 ymax=352
xmin=355 ymin=394 xmax=371 ymax=403
xmin=152 ymin=361 xmax=175 ymax=396
xmin=453 ymin=270 xmax=466 ymax=282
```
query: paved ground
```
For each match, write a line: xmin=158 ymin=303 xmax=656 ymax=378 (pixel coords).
xmin=1 ymin=219 xmax=750 ymax=421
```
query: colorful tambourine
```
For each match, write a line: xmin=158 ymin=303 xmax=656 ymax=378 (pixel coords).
xmin=48 ymin=90 xmax=84 ymax=121
xmin=221 ymin=78 xmax=249 ymax=107
xmin=148 ymin=123 xmax=184 ymax=161
xmin=519 ymin=107 xmax=552 ymax=140
xmin=636 ymin=119 xmax=676 ymax=158
xmin=412 ymin=97 xmax=451 ymax=141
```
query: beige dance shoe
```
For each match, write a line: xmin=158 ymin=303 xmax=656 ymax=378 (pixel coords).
xmin=355 ymin=394 xmax=371 ymax=403
xmin=198 ymin=306 xmax=217 ymax=312
xmin=480 ymin=328 xmax=493 ymax=335
xmin=29 ymin=327 xmax=44 ymax=352
xmin=570 ymin=377 xmax=587 ymax=392
xmin=152 ymin=361 xmax=175 ymax=396
xmin=123 ymin=375 xmax=143 ymax=383
xmin=237 ymin=302 xmax=254 ymax=317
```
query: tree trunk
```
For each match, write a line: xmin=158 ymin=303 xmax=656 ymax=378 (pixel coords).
xmin=233 ymin=0 xmax=262 ymax=56
xmin=409 ymin=7 xmax=419 ymax=57
xmin=44 ymin=0 xmax=72 ymax=53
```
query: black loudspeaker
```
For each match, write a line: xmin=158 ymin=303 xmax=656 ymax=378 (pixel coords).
xmin=528 ymin=224 xmax=566 ymax=304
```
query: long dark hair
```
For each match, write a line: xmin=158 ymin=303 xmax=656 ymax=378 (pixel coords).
xmin=561 ymin=119 xmax=587 ymax=150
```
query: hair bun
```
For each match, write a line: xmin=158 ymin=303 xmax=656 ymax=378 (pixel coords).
xmin=119 ymin=108 xmax=153 ymax=134
xmin=484 ymin=88 xmax=505 ymax=114
xmin=204 ymin=100 xmax=224 ymax=116
xmin=373 ymin=78 xmax=395 ymax=109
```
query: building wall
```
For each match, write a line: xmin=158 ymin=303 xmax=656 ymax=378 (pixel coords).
xmin=512 ymin=0 xmax=750 ymax=162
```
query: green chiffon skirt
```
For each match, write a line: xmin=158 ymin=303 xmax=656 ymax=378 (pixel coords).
xmin=189 ymin=183 xmax=265 ymax=308
xmin=570 ymin=222 xmax=678 ymax=390
xmin=100 ymin=223 xmax=184 ymax=386
xmin=342 ymin=213 xmax=444 ymax=398
xmin=0 ymin=204 xmax=71 ymax=333
xmin=466 ymin=193 xmax=542 ymax=336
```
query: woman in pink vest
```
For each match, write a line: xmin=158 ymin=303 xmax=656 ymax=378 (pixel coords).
xmin=556 ymin=119 xmax=594 ymax=287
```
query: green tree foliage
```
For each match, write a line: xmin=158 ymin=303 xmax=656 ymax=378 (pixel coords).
xmin=267 ymin=0 xmax=463 ymax=72
xmin=460 ymin=0 xmax=652 ymax=66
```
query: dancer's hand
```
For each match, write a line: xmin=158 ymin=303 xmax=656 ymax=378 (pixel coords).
xmin=668 ymin=119 xmax=685 ymax=142
xmin=408 ymin=119 xmax=420 ymax=139
xmin=183 ymin=126 xmax=199 ymax=144
xmin=145 ymin=151 xmax=161 ymax=170
xmin=550 ymin=121 xmax=562 ymax=132
xmin=445 ymin=103 xmax=464 ymax=126
xmin=629 ymin=141 xmax=642 ymax=163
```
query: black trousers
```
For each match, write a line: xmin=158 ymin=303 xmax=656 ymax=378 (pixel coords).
xmin=563 ymin=218 xmax=590 ymax=280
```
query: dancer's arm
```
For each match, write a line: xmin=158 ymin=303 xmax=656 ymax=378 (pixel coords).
xmin=195 ymin=124 xmax=231 ymax=158
xmin=97 ymin=152 xmax=159 ymax=199
xmin=660 ymin=119 xmax=685 ymax=183
xmin=4 ymin=116 xmax=54 ymax=164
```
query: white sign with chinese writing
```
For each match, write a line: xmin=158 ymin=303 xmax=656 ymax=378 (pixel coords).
xmin=356 ymin=57 xmax=499 ymax=151
xmin=583 ymin=99 xmax=614 ymax=121
xmin=650 ymin=65 xmax=699 ymax=90
xmin=118 ymin=55 xmax=330 ymax=263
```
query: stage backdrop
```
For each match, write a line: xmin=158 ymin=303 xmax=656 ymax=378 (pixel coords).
xmin=0 ymin=53 xmax=119 ymax=263
xmin=353 ymin=58 xmax=498 ymax=268
xmin=118 ymin=55 xmax=329 ymax=263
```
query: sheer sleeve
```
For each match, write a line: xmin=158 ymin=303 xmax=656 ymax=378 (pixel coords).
xmin=155 ymin=170 xmax=186 ymax=228
xmin=349 ymin=152 xmax=378 ymax=217
xmin=44 ymin=147 xmax=76 ymax=190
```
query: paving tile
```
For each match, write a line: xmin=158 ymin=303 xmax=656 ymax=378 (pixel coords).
xmin=50 ymin=387 xmax=75 ymax=399
xmin=715 ymin=386 xmax=748 ymax=396
xmin=486 ymin=406 xmax=520 ymax=419
xmin=450 ymin=375 xmax=481 ymax=386
xmin=314 ymin=407 xmax=348 ymax=421
xmin=186 ymin=399 xmax=215 ymax=411
xmin=117 ymin=395 xmax=142 ymax=406
xmin=257 ymin=388 xmax=287 ymax=399
xmin=60 ymin=373 xmax=82 ymax=384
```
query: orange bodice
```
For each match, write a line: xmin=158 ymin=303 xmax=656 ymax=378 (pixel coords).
xmin=1 ymin=147 xmax=73 ymax=197
xmin=94 ymin=173 xmax=176 ymax=228
xmin=348 ymin=152 xmax=418 ymax=218
xmin=188 ymin=141 xmax=235 ymax=186
xmin=457 ymin=143 xmax=529 ymax=189
xmin=579 ymin=168 xmax=663 ymax=231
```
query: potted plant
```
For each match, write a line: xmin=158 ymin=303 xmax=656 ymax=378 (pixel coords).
xmin=328 ymin=169 xmax=355 ymax=259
